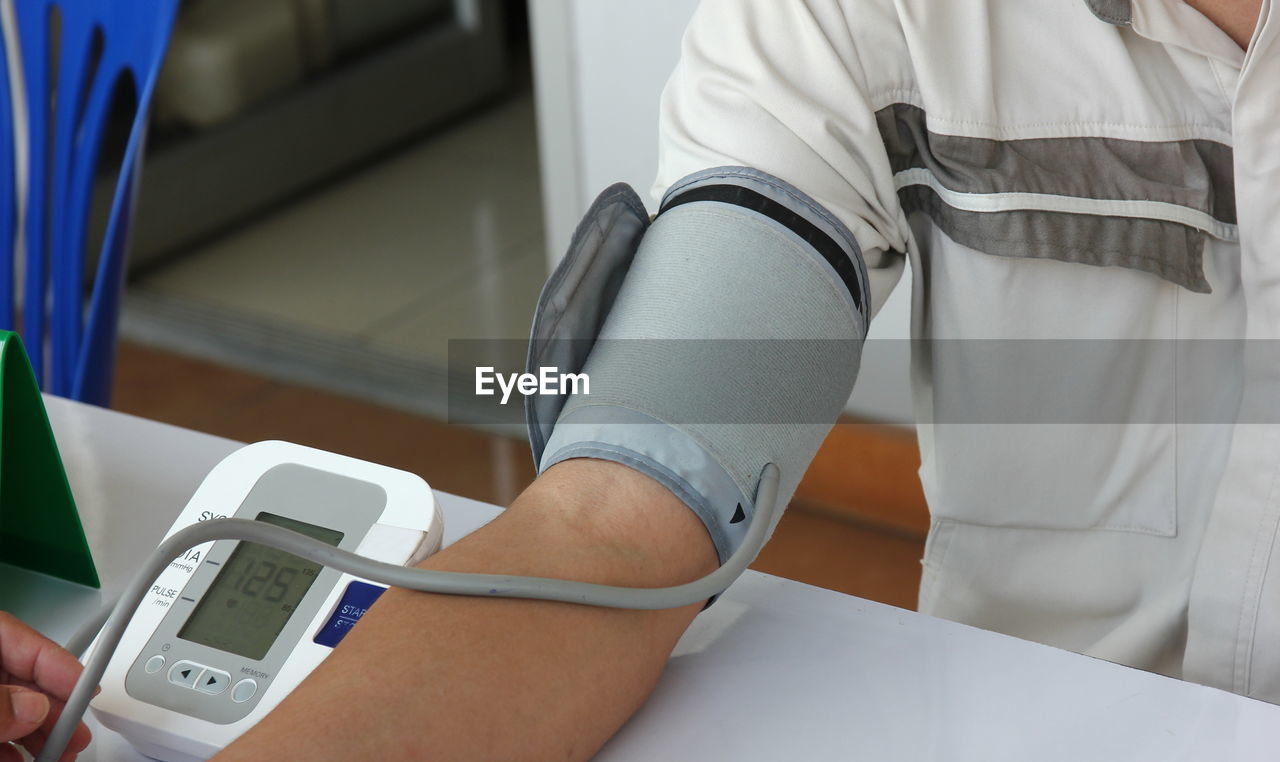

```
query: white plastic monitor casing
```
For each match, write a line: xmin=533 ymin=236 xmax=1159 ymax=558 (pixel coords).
xmin=88 ymin=441 xmax=443 ymax=762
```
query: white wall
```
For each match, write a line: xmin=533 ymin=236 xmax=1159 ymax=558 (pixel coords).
xmin=528 ymin=0 xmax=914 ymax=423
xmin=529 ymin=0 xmax=697 ymax=256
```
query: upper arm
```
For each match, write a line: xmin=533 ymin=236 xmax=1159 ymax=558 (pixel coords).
xmin=531 ymin=0 xmax=914 ymax=567
xmin=654 ymin=0 xmax=910 ymax=315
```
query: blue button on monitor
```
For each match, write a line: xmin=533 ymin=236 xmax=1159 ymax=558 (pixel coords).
xmin=313 ymin=581 xmax=387 ymax=648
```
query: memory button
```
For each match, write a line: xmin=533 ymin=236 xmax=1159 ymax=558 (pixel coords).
xmin=231 ymin=678 xmax=257 ymax=704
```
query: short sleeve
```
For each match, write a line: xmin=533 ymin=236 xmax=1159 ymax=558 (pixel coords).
xmin=654 ymin=0 xmax=909 ymax=278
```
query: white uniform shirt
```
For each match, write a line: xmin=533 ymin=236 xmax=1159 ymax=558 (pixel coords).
xmin=654 ymin=0 xmax=1280 ymax=703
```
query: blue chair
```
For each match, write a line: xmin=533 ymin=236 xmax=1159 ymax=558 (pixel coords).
xmin=0 ymin=0 xmax=180 ymax=404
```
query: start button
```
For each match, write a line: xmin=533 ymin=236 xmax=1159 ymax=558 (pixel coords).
xmin=313 ymin=581 xmax=387 ymax=648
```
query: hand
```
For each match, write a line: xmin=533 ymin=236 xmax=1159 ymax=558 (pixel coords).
xmin=0 ymin=612 xmax=93 ymax=762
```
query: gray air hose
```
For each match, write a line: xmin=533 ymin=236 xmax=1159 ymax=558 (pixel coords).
xmin=34 ymin=463 xmax=779 ymax=762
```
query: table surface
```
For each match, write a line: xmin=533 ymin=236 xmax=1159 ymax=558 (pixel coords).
xmin=6 ymin=396 xmax=1280 ymax=761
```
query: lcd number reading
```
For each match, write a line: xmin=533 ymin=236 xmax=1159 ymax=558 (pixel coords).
xmin=177 ymin=513 xmax=344 ymax=660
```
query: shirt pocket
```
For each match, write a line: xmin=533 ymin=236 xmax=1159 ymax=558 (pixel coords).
xmin=921 ymin=422 xmax=1176 ymax=535
xmin=909 ymin=216 xmax=1190 ymax=536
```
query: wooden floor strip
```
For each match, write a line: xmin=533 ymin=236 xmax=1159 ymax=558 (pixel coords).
xmin=795 ymin=421 xmax=929 ymax=540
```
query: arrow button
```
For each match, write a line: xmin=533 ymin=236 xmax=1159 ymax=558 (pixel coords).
xmin=168 ymin=661 xmax=203 ymax=688
xmin=196 ymin=667 xmax=231 ymax=696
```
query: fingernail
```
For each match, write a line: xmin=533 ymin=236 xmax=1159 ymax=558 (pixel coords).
xmin=12 ymin=691 xmax=48 ymax=724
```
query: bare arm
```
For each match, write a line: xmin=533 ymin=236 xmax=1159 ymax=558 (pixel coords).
xmin=212 ymin=458 xmax=717 ymax=761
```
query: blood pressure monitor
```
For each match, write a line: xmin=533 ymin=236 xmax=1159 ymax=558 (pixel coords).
xmin=88 ymin=441 xmax=443 ymax=762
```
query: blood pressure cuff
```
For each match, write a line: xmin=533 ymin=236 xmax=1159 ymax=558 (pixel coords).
xmin=526 ymin=167 xmax=870 ymax=564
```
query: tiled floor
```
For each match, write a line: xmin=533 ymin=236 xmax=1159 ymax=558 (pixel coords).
xmin=123 ymin=90 xmax=547 ymax=418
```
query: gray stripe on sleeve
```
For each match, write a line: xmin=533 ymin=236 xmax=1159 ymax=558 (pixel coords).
xmin=876 ymin=102 xmax=1233 ymax=291
xmin=877 ymin=104 xmax=1235 ymax=225
xmin=899 ymin=185 xmax=1212 ymax=293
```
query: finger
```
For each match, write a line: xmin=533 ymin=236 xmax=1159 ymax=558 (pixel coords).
xmin=66 ymin=718 xmax=93 ymax=755
xmin=16 ymin=727 xmax=66 ymax=762
xmin=0 ymin=686 xmax=48 ymax=743
xmin=57 ymin=736 xmax=88 ymax=762
xmin=36 ymin=700 xmax=92 ymax=754
xmin=14 ymin=725 xmax=44 ymax=756
xmin=0 ymin=614 xmax=85 ymax=701
xmin=9 ymin=701 xmax=90 ymax=760
xmin=21 ymin=724 xmax=85 ymax=762
xmin=2 ymin=677 xmax=96 ymax=696
xmin=19 ymin=726 xmax=87 ymax=762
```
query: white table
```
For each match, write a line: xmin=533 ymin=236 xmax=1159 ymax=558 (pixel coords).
xmin=7 ymin=397 xmax=1280 ymax=760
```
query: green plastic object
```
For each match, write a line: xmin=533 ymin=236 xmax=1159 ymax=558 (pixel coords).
xmin=0 ymin=331 xmax=99 ymax=587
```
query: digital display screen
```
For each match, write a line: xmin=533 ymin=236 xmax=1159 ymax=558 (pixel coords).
xmin=177 ymin=513 xmax=344 ymax=661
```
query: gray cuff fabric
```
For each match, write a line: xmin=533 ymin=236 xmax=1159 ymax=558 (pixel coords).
xmin=527 ymin=168 xmax=869 ymax=566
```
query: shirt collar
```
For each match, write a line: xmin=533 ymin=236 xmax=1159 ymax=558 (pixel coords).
xmin=1085 ymin=0 xmax=1244 ymax=67
xmin=1084 ymin=0 xmax=1133 ymax=25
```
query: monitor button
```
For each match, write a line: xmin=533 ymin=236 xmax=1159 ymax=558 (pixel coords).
xmin=168 ymin=661 xmax=203 ymax=689
xmin=144 ymin=655 xmax=166 ymax=674
xmin=314 ymin=581 xmax=387 ymax=648
xmin=196 ymin=668 xmax=231 ymax=696
xmin=231 ymin=678 xmax=257 ymax=704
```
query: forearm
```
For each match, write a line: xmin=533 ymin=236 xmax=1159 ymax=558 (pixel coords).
xmin=212 ymin=458 xmax=717 ymax=761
